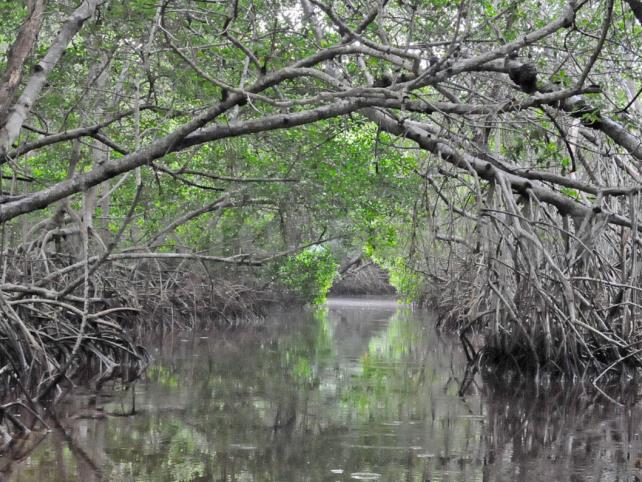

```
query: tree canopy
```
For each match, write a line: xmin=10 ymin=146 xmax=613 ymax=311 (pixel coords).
xmin=1 ymin=0 xmax=642 ymax=385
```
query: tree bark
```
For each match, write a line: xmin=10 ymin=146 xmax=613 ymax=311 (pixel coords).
xmin=0 ymin=0 xmax=47 ymax=126
xmin=0 ymin=0 xmax=103 ymax=158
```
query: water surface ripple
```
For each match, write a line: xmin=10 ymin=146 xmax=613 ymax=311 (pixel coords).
xmin=6 ymin=297 xmax=642 ymax=481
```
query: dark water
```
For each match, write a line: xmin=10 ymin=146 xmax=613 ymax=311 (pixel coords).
xmin=5 ymin=298 xmax=642 ymax=481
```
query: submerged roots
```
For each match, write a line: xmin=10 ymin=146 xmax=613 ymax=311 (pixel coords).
xmin=421 ymin=173 xmax=642 ymax=382
xmin=0 ymin=271 xmax=148 ymax=404
xmin=0 ymin=240 xmax=287 ymax=445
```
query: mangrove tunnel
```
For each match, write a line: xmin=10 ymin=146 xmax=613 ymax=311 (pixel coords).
xmin=1 ymin=0 xmax=642 ymax=479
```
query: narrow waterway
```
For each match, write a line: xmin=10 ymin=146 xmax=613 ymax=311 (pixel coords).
xmin=5 ymin=298 xmax=642 ymax=481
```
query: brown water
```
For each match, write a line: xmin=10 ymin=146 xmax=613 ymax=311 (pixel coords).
xmin=5 ymin=298 xmax=642 ymax=481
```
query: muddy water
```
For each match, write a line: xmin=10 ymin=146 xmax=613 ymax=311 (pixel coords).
xmin=5 ymin=298 xmax=642 ymax=481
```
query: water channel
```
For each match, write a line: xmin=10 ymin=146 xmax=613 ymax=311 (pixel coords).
xmin=5 ymin=297 xmax=642 ymax=481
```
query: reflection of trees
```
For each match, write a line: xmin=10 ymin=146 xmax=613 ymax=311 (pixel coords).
xmin=479 ymin=378 xmax=641 ymax=481
xmin=0 ymin=410 xmax=114 ymax=482
xmin=8 ymin=307 xmax=485 ymax=481
xmin=7 ymin=308 xmax=642 ymax=481
xmin=0 ymin=430 xmax=48 ymax=482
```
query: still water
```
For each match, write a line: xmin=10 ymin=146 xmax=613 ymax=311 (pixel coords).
xmin=5 ymin=298 xmax=642 ymax=481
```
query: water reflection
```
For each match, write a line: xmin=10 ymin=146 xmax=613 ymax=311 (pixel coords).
xmin=4 ymin=298 xmax=642 ymax=481
xmin=480 ymin=378 xmax=642 ymax=482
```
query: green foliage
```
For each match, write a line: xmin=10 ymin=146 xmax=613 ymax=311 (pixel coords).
xmin=561 ymin=187 xmax=579 ymax=199
xmin=2 ymin=0 xmax=638 ymax=314
xmin=386 ymin=258 xmax=424 ymax=303
xmin=550 ymin=69 xmax=572 ymax=87
xmin=279 ymin=246 xmax=339 ymax=304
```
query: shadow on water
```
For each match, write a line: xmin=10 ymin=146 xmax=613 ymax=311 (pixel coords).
xmin=3 ymin=297 xmax=642 ymax=481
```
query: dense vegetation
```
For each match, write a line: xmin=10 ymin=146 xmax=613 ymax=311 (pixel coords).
xmin=1 ymin=0 xmax=642 ymax=422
